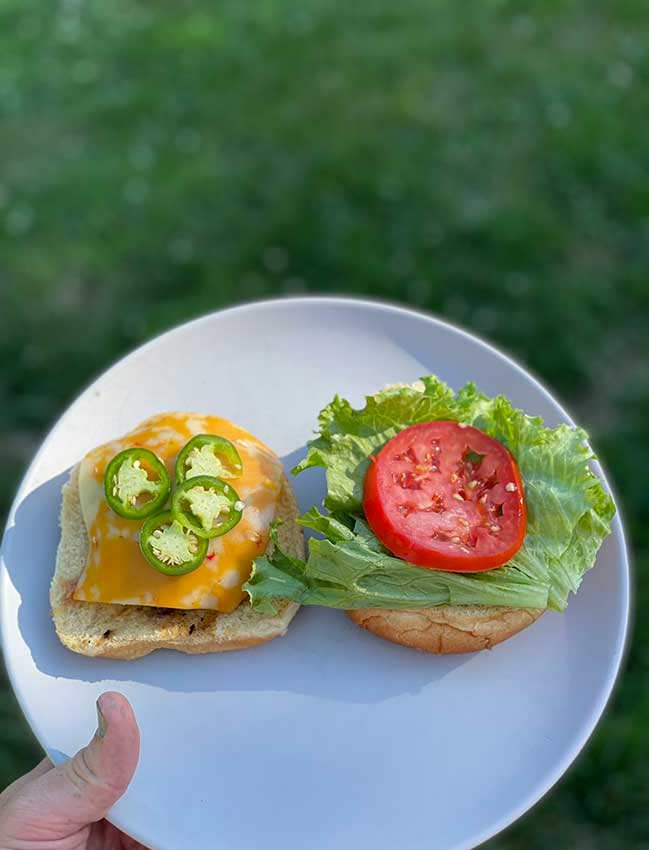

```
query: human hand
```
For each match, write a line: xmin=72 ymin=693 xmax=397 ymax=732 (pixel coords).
xmin=0 ymin=691 xmax=145 ymax=849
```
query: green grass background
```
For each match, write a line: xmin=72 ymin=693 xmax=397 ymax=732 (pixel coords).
xmin=1 ymin=0 xmax=647 ymax=846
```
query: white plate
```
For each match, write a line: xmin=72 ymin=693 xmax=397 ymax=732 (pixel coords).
xmin=1 ymin=297 xmax=630 ymax=850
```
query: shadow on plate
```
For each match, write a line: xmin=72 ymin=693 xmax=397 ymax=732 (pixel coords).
xmin=3 ymin=453 xmax=471 ymax=707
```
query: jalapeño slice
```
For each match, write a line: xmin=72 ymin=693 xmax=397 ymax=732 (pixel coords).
xmin=139 ymin=511 xmax=208 ymax=576
xmin=104 ymin=448 xmax=170 ymax=519
xmin=175 ymin=435 xmax=243 ymax=484
xmin=171 ymin=475 xmax=244 ymax=539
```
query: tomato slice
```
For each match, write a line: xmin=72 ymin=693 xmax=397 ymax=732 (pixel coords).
xmin=363 ymin=421 xmax=526 ymax=572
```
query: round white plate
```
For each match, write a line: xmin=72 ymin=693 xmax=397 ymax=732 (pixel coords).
xmin=1 ymin=297 xmax=630 ymax=850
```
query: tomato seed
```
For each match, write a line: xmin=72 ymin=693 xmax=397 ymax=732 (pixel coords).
xmin=393 ymin=447 xmax=418 ymax=464
xmin=392 ymin=470 xmax=423 ymax=490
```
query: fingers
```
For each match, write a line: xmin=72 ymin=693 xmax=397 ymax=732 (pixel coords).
xmin=58 ymin=691 xmax=141 ymax=828
xmin=0 ymin=758 xmax=52 ymax=809
xmin=0 ymin=692 xmax=140 ymax=842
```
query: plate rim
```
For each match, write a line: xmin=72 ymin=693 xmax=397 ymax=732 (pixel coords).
xmin=0 ymin=295 xmax=632 ymax=850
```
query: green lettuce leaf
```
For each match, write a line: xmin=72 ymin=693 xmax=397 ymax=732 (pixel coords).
xmin=245 ymin=377 xmax=614 ymax=613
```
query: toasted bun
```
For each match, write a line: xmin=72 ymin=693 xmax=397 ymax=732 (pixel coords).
xmin=50 ymin=467 xmax=304 ymax=659
xmin=347 ymin=605 xmax=543 ymax=654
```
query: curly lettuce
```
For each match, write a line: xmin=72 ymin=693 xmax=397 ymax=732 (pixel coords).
xmin=245 ymin=377 xmax=614 ymax=613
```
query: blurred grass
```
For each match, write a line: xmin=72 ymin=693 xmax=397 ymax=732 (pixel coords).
xmin=1 ymin=0 xmax=647 ymax=846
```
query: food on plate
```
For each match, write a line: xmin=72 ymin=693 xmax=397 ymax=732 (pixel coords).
xmin=103 ymin=448 xmax=171 ymax=519
xmin=363 ymin=421 xmax=526 ymax=571
xmin=51 ymin=413 xmax=304 ymax=659
xmin=245 ymin=377 xmax=614 ymax=654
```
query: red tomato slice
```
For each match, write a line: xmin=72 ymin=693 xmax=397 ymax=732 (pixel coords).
xmin=363 ymin=421 xmax=526 ymax=572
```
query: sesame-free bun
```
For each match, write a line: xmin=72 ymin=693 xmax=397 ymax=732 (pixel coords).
xmin=50 ymin=466 xmax=304 ymax=659
xmin=347 ymin=605 xmax=543 ymax=654
xmin=346 ymin=380 xmax=543 ymax=654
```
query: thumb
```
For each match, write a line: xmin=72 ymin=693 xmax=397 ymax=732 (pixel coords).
xmin=0 ymin=692 xmax=140 ymax=842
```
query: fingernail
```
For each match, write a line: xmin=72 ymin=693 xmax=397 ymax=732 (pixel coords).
xmin=96 ymin=698 xmax=108 ymax=739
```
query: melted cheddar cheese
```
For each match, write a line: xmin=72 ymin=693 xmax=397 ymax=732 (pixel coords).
xmin=73 ymin=413 xmax=283 ymax=613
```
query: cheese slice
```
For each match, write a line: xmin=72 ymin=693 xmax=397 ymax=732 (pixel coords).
xmin=73 ymin=412 xmax=283 ymax=613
